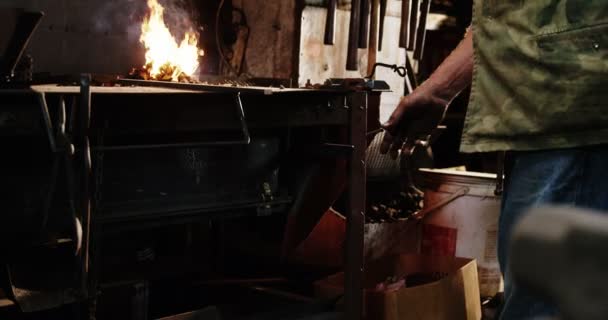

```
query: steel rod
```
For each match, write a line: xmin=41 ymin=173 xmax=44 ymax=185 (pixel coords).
xmin=407 ymin=0 xmax=419 ymax=50
xmin=346 ymin=0 xmax=362 ymax=70
xmin=358 ymin=0 xmax=370 ymax=49
xmin=414 ymin=0 xmax=431 ymax=60
xmin=323 ymin=0 xmax=337 ymax=45
xmin=399 ymin=0 xmax=410 ymax=48
xmin=344 ymin=92 xmax=366 ymax=320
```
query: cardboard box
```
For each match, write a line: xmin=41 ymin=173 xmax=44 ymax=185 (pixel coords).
xmin=314 ymin=254 xmax=482 ymax=320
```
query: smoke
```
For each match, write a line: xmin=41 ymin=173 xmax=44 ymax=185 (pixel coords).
xmin=93 ymin=0 xmax=200 ymax=42
xmin=157 ymin=0 xmax=200 ymax=40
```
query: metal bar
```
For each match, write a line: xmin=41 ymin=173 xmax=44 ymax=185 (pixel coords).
xmin=323 ymin=0 xmax=337 ymax=45
xmin=344 ymin=92 xmax=366 ymax=320
xmin=80 ymin=75 xmax=92 ymax=141
xmin=407 ymin=0 xmax=419 ymax=50
xmin=235 ymin=92 xmax=251 ymax=145
xmin=399 ymin=0 xmax=410 ymax=48
xmin=117 ymin=78 xmax=278 ymax=95
xmin=346 ymin=0 xmax=362 ymax=70
xmin=36 ymin=92 xmax=58 ymax=152
xmin=358 ymin=0 xmax=370 ymax=49
xmin=378 ymin=0 xmax=387 ymax=51
xmin=404 ymin=54 xmax=418 ymax=95
xmin=79 ymin=74 xmax=92 ymax=294
xmin=367 ymin=0 xmax=380 ymax=76
xmin=414 ymin=0 xmax=431 ymax=60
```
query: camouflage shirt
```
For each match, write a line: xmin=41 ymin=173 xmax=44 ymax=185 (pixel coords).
xmin=461 ymin=0 xmax=608 ymax=153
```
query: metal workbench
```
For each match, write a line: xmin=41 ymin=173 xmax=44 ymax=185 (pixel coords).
xmin=0 ymin=78 xmax=367 ymax=320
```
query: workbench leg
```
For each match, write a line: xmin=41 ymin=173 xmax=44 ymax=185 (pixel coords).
xmin=344 ymin=92 xmax=367 ymax=320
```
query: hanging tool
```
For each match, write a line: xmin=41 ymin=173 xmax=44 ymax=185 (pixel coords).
xmin=324 ymin=0 xmax=337 ymax=45
xmin=358 ymin=0 xmax=370 ymax=48
xmin=367 ymin=63 xmax=406 ymax=79
xmin=414 ymin=0 xmax=431 ymax=60
xmin=407 ymin=0 xmax=419 ymax=50
xmin=346 ymin=0 xmax=362 ymax=70
xmin=378 ymin=0 xmax=388 ymax=51
xmin=367 ymin=0 xmax=381 ymax=76
xmin=399 ymin=0 xmax=410 ymax=48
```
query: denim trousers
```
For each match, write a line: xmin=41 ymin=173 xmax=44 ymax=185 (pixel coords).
xmin=498 ymin=144 xmax=608 ymax=320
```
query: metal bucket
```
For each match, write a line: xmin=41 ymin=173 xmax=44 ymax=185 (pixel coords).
xmin=416 ymin=168 xmax=503 ymax=297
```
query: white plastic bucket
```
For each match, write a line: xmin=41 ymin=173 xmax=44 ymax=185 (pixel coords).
xmin=417 ymin=168 xmax=503 ymax=297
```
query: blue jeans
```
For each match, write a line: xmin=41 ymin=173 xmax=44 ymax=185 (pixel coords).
xmin=498 ymin=145 xmax=608 ymax=320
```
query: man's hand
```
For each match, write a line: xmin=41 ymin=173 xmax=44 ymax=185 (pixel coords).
xmin=380 ymin=28 xmax=474 ymax=158
xmin=380 ymin=90 xmax=448 ymax=158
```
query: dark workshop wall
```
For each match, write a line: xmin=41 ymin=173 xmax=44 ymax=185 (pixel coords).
xmin=0 ymin=0 xmax=149 ymax=75
xmin=0 ymin=0 xmax=230 ymax=77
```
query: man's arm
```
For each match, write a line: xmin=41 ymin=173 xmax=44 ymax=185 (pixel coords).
xmin=380 ymin=29 xmax=474 ymax=156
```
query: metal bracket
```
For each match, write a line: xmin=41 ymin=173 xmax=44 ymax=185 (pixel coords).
xmin=257 ymin=182 xmax=274 ymax=216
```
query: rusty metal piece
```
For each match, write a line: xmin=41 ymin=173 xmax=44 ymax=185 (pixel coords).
xmin=414 ymin=0 xmax=431 ymax=60
xmin=408 ymin=0 xmax=419 ymax=50
xmin=346 ymin=0 xmax=362 ymax=70
xmin=399 ymin=0 xmax=410 ymax=48
xmin=324 ymin=0 xmax=337 ymax=45
xmin=358 ymin=0 xmax=370 ymax=49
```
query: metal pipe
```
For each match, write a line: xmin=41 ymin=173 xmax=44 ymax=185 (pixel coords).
xmin=407 ymin=0 xmax=419 ymax=50
xmin=367 ymin=0 xmax=380 ymax=76
xmin=414 ymin=0 xmax=431 ymax=60
xmin=399 ymin=0 xmax=410 ymax=48
xmin=358 ymin=0 xmax=370 ymax=49
xmin=378 ymin=0 xmax=387 ymax=51
xmin=344 ymin=92 xmax=367 ymax=320
xmin=346 ymin=0 xmax=362 ymax=70
xmin=323 ymin=0 xmax=337 ymax=45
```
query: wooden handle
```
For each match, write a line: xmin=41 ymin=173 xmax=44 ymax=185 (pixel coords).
xmin=346 ymin=0 xmax=362 ymax=70
xmin=399 ymin=0 xmax=410 ymax=48
xmin=324 ymin=0 xmax=337 ymax=45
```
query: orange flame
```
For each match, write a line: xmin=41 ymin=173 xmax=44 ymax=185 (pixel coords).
xmin=140 ymin=0 xmax=202 ymax=81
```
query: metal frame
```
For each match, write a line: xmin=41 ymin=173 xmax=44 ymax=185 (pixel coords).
xmin=0 ymin=80 xmax=368 ymax=320
xmin=345 ymin=91 xmax=367 ymax=320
